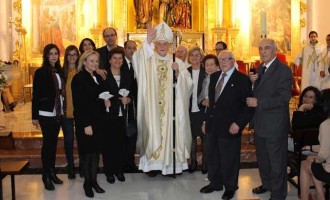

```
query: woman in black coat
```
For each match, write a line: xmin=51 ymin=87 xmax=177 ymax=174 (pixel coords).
xmin=71 ymin=50 xmax=108 ymax=198
xmin=32 ymin=44 xmax=65 ymax=190
xmin=101 ymin=47 xmax=133 ymax=184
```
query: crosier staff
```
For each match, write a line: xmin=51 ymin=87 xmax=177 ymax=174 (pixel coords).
xmin=171 ymin=29 xmax=182 ymax=180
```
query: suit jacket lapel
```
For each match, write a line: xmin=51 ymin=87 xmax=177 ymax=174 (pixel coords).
xmin=257 ymin=58 xmax=278 ymax=88
xmin=218 ymin=69 xmax=238 ymax=100
xmin=210 ymin=71 xmax=221 ymax=105
xmin=197 ymin=66 xmax=205 ymax=95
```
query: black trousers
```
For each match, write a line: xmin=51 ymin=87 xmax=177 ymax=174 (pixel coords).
xmin=189 ymin=111 xmax=203 ymax=165
xmin=207 ymin=134 xmax=241 ymax=191
xmin=125 ymin=135 xmax=137 ymax=168
xmin=101 ymin=117 xmax=125 ymax=176
xmin=255 ymin=135 xmax=287 ymax=200
xmin=39 ymin=116 xmax=61 ymax=173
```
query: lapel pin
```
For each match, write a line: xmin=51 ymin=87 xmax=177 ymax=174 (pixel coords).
xmin=231 ymin=84 xmax=234 ymax=87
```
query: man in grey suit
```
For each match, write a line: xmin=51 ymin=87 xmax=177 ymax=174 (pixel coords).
xmin=247 ymin=38 xmax=292 ymax=200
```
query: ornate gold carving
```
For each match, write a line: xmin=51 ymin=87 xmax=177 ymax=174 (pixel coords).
xmin=300 ymin=1 xmax=307 ymax=14
xmin=153 ymin=60 xmax=168 ymax=160
xmin=300 ymin=18 xmax=306 ymax=28
xmin=157 ymin=60 xmax=168 ymax=125
xmin=12 ymin=0 xmax=27 ymax=63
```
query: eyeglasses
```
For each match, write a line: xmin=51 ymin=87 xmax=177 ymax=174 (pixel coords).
xmin=219 ymin=57 xmax=233 ymax=62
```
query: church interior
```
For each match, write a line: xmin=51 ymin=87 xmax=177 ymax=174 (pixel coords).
xmin=0 ymin=0 xmax=330 ymax=199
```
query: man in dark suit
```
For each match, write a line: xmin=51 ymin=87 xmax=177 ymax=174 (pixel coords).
xmin=96 ymin=27 xmax=124 ymax=79
xmin=122 ymin=40 xmax=138 ymax=172
xmin=247 ymin=38 xmax=292 ymax=200
xmin=200 ymin=50 xmax=254 ymax=200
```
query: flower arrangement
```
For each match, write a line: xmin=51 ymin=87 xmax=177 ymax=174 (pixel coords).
xmin=0 ymin=59 xmax=19 ymax=66
xmin=0 ymin=59 xmax=18 ymax=87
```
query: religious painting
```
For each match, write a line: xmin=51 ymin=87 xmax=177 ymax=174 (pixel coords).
xmin=127 ymin=32 xmax=204 ymax=51
xmin=128 ymin=0 xmax=202 ymax=32
xmin=158 ymin=0 xmax=192 ymax=29
xmin=133 ymin=0 xmax=192 ymax=29
xmin=34 ymin=0 xmax=76 ymax=55
xmin=250 ymin=0 xmax=291 ymax=55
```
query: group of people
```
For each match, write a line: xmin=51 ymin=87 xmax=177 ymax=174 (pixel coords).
xmin=32 ymin=28 xmax=138 ymax=198
xmin=31 ymin=20 xmax=330 ymax=200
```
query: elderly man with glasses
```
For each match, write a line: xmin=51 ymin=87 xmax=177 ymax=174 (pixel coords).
xmin=200 ymin=50 xmax=254 ymax=200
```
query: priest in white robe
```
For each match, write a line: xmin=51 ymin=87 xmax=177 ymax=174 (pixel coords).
xmin=319 ymin=34 xmax=330 ymax=90
xmin=294 ymin=31 xmax=325 ymax=90
xmin=132 ymin=22 xmax=193 ymax=175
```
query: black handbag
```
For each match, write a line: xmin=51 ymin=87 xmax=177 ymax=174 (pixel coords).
xmin=125 ymin=99 xmax=137 ymax=137
xmin=126 ymin=119 xmax=137 ymax=137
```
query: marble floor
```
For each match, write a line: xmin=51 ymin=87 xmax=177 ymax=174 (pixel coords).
xmin=0 ymin=102 xmax=301 ymax=199
xmin=1 ymin=169 xmax=299 ymax=200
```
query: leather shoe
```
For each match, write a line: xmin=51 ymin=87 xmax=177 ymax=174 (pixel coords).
xmin=200 ymin=184 xmax=223 ymax=193
xmin=146 ymin=171 xmax=158 ymax=177
xmin=83 ymin=182 xmax=94 ymax=198
xmin=42 ymin=175 xmax=55 ymax=191
xmin=252 ymin=185 xmax=268 ymax=194
xmin=222 ymin=190 xmax=235 ymax=200
xmin=115 ymin=173 xmax=126 ymax=182
xmin=106 ymin=175 xmax=115 ymax=184
xmin=92 ymin=182 xmax=105 ymax=193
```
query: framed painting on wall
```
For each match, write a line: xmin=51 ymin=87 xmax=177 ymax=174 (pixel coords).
xmin=30 ymin=0 xmax=77 ymax=56
xmin=249 ymin=0 xmax=300 ymax=59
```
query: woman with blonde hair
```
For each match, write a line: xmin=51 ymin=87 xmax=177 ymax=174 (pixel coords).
xmin=187 ymin=46 xmax=205 ymax=173
xmin=72 ymin=50 xmax=109 ymax=197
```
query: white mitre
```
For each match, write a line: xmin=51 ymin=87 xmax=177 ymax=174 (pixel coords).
xmin=155 ymin=21 xmax=173 ymax=43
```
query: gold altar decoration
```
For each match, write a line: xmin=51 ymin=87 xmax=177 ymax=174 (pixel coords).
xmin=299 ymin=1 xmax=307 ymax=28
xmin=12 ymin=0 xmax=302 ymax=63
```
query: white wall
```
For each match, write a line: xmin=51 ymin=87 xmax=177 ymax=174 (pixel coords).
xmin=0 ymin=0 xmax=11 ymax=60
xmin=307 ymin=0 xmax=330 ymax=44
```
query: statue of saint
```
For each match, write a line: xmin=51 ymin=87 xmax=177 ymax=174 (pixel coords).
xmin=134 ymin=0 xmax=153 ymax=29
xmin=167 ymin=0 xmax=192 ymax=29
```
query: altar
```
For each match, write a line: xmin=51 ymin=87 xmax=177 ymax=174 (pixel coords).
xmin=0 ymin=0 xmax=312 ymax=106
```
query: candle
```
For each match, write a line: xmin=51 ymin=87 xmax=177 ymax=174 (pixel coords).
xmin=94 ymin=0 xmax=98 ymax=27
xmin=260 ymin=8 xmax=267 ymax=35
xmin=216 ymin=0 xmax=223 ymax=26
xmin=232 ymin=0 xmax=236 ymax=27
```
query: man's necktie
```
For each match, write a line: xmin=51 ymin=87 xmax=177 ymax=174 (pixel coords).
xmin=257 ymin=66 xmax=267 ymax=85
xmin=129 ymin=62 xmax=134 ymax=72
xmin=215 ymin=72 xmax=227 ymax=101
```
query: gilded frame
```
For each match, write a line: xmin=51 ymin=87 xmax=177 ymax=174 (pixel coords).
xmin=29 ymin=0 xmax=78 ymax=56
xmin=127 ymin=32 xmax=205 ymax=50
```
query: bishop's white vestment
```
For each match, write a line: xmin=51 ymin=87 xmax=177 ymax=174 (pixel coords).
xmin=132 ymin=40 xmax=193 ymax=175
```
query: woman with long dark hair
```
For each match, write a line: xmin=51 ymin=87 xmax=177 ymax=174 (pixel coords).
xmin=300 ymin=89 xmax=330 ymax=200
xmin=62 ymin=45 xmax=79 ymax=179
xmin=288 ymin=86 xmax=326 ymax=178
xmin=32 ymin=43 xmax=65 ymax=190
xmin=72 ymin=50 xmax=108 ymax=197
xmin=292 ymin=86 xmax=325 ymax=132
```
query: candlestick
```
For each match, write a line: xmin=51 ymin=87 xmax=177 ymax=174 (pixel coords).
xmin=260 ymin=8 xmax=267 ymax=36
